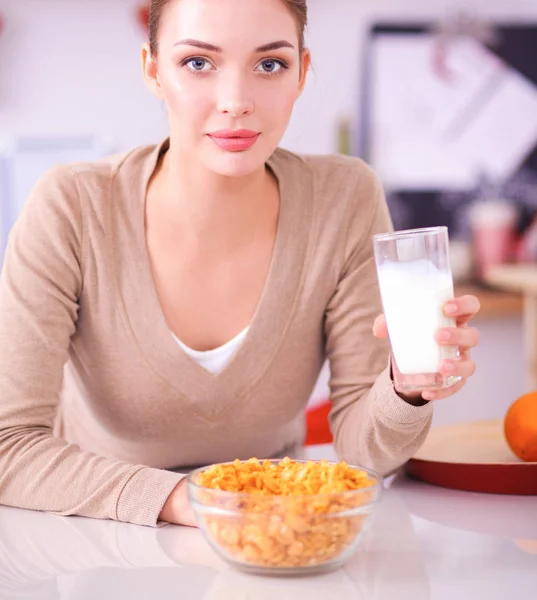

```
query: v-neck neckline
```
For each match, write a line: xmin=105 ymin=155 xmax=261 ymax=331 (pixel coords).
xmin=113 ymin=139 xmax=314 ymax=421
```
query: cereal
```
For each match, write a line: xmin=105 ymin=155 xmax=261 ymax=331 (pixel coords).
xmin=197 ymin=457 xmax=373 ymax=496
xmin=191 ymin=458 xmax=377 ymax=570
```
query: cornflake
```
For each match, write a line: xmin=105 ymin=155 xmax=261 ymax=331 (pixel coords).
xmin=195 ymin=458 xmax=377 ymax=570
xmin=198 ymin=457 xmax=374 ymax=495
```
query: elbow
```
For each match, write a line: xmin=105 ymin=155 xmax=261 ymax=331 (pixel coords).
xmin=333 ymin=419 xmax=432 ymax=478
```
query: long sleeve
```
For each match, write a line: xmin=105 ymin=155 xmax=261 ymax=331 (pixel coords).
xmin=324 ymin=171 xmax=433 ymax=476
xmin=0 ymin=166 xmax=183 ymax=527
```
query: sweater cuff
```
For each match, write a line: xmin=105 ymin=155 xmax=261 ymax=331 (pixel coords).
xmin=374 ymin=366 xmax=434 ymax=425
xmin=116 ymin=467 xmax=185 ymax=527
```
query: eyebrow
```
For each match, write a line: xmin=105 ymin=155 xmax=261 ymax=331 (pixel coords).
xmin=173 ymin=39 xmax=295 ymax=53
xmin=256 ymin=41 xmax=295 ymax=52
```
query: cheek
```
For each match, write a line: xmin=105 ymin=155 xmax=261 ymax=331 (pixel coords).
xmin=159 ymin=70 xmax=213 ymax=117
xmin=257 ymin=84 xmax=298 ymax=127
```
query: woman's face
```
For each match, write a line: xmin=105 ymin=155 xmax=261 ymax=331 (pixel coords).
xmin=143 ymin=0 xmax=309 ymax=178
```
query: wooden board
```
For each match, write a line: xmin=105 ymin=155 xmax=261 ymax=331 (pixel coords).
xmin=405 ymin=420 xmax=537 ymax=495
xmin=455 ymin=283 xmax=522 ymax=317
xmin=486 ymin=264 xmax=537 ymax=296
xmin=484 ymin=266 xmax=537 ymax=389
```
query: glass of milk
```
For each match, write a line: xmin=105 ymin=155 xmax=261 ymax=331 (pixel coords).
xmin=373 ymin=226 xmax=461 ymax=392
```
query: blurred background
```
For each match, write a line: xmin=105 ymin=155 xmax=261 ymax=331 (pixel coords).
xmin=1 ymin=0 xmax=537 ymax=432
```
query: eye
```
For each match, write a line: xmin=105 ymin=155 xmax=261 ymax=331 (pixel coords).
xmin=183 ymin=57 xmax=214 ymax=73
xmin=255 ymin=59 xmax=287 ymax=74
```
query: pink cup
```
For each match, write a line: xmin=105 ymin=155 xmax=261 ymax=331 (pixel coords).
xmin=467 ymin=200 xmax=518 ymax=278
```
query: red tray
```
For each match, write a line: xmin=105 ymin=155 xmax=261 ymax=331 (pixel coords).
xmin=405 ymin=419 xmax=537 ymax=495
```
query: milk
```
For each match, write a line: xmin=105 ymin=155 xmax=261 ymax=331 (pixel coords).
xmin=377 ymin=259 xmax=457 ymax=375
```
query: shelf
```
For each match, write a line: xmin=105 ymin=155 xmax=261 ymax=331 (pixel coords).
xmin=485 ymin=264 xmax=537 ymax=296
xmin=454 ymin=282 xmax=523 ymax=318
xmin=484 ymin=264 xmax=537 ymax=390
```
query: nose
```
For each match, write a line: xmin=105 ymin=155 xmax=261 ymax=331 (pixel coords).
xmin=216 ymin=70 xmax=254 ymax=117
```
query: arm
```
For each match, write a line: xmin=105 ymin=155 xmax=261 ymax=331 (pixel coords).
xmin=0 ymin=166 xmax=184 ymax=526
xmin=324 ymin=173 xmax=433 ymax=476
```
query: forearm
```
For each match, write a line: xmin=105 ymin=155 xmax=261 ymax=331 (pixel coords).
xmin=0 ymin=426 xmax=183 ymax=526
xmin=330 ymin=367 xmax=433 ymax=476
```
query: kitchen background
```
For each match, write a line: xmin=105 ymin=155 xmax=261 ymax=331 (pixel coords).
xmin=1 ymin=0 xmax=536 ymax=431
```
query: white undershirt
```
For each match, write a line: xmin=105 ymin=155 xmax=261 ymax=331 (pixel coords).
xmin=172 ymin=327 xmax=250 ymax=374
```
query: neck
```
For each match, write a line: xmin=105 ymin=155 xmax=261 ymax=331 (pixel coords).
xmin=153 ymin=143 xmax=278 ymax=255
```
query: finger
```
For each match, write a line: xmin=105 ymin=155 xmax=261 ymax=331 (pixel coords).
xmin=422 ymin=378 xmax=467 ymax=401
xmin=438 ymin=357 xmax=476 ymax=379
xmin=372 ymin=314 xmax=388 ymax=338
xmin=444 ymin=295 xmax=481 ymax=326
xmin=436 ymin=326 xmax=480 ymax=349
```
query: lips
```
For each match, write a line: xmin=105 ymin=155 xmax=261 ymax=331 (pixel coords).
xmin=209 ymin=129 xmax=259 ymax=139
xmin=207 ymin=129 xmax=260 ymax=152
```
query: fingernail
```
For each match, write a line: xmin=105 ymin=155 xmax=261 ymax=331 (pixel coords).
xmin=445 ymin=303 xmax=457 ymax=315
xmin=437 ymin=330 xmax=452 ymax=342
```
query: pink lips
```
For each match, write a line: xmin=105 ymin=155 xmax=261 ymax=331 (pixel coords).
xmin=207 ymin=129 xmax=260 ymax=152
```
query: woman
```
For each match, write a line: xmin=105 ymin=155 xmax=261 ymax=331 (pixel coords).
xmin=0 ymin=0 xmax=480 ymax=529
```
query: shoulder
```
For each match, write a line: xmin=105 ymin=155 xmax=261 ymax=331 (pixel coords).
xmin=271 ymin=147 xmax=383 ymax=206
xmin=10 ymin=143 xmax=159 ymax=254
xmin=23 ymin=142 xmax=159 ymax=220
xmin=270 ymin=148 xmax=392 ymax=264
xmin=270 ymin=148 xmax=386 ymax=231
xmin=303 ymin=152 xmax=380 ymax=188
xmin=54 ymin=143 xmax=157 ymax=196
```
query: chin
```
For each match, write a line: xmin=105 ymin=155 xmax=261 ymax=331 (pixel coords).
xmin=204 ymin=148 xmax=273 ymax=178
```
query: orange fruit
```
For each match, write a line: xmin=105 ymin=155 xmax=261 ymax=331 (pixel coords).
xmin=504 ymin=392 xmax=537 ymax=462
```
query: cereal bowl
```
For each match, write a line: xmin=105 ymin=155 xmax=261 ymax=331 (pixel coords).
xmin=186 ymin=457 xmax=382 ymax=576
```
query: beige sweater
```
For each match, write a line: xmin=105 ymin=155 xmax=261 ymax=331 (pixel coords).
xmin=0 ymin=140 xmax=433 ymax=527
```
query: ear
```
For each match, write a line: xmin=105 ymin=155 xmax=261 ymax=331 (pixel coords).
xmin=141 ymin=42 xmax=164 ymax=100
xmin=298 ymin=48 xmax=311 ymax=95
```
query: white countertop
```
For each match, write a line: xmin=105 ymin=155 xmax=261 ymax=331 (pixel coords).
xmin=0 ymin=445 xmax=536 ymax=599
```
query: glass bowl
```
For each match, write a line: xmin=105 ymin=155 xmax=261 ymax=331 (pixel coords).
xmin=186 ymin=459 xmax=382 ymax=576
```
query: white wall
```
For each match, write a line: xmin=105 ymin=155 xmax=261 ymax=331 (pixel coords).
xmin=2 ymin=0 xmax=537 ymax=153
xmin=0 ymin=0 xmax=167 ymax=151
xmin=0 ymin=0 xmax=531 ymax=424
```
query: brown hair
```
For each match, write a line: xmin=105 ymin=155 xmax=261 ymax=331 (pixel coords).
xmin=149 ymin=0 xmax=308 ymax=57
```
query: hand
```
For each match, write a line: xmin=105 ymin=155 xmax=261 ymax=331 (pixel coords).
xmin=373 ymin=294 xmax=481 ymax=402
xmin=159 ymin=479 xmax=198 ymax=527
